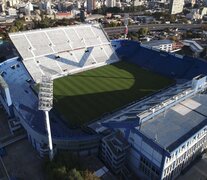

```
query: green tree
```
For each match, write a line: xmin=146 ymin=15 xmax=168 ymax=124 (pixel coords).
xmin=9 ymin=25 xmax=19 ymax=33
xmin=14 ymin=20 xmax=24 ymax=31
xmin=44 ymin=152 xmax=100 ymax=180
xmin=68 ymin=169 xmax=83 ymax=180
xmin=52 ymin=166 xmax=68 ymax=180
xmin=83 ymin=170 xmax=99 ymax=180
xmin=108 ymin=21 xmax=117 ymax=27
xmin=169 ymin=36 xmax=178 ymax=41
xmin=9 ymin=19 xmax=25 ymax=33
xmin=138 ymin=27 xmax=149 ymax=36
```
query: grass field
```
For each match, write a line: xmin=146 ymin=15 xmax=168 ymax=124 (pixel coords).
xmin=53 ymin=61 xmax=174 ymax=127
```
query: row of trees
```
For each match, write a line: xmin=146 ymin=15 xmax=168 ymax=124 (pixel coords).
xmin=92 ymin=5 xmax=146 ymax=15
xmin=127 ymin=27 xmax=149 ymax=40
xmin=44 ymin=152 xmax=99 ymax=180
xmin=7 ymin=15 xmax=76 ymax=34
xmin=0 ymin=30 xmax=8 ymax=40
xmin=9 ymin=19 xmax=26 ymax=33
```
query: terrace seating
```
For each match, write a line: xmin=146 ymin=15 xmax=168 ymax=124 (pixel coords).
xmin=75 ymin=27 xmax=101 ymax=47
xmin=115 ymin=40 xmax=207 ymax=80
xmin=23 ymin=59 xmax=43 ymax=81
xmin=36 ymin=56 xmax=63 ymax=76
xmin=104 ymin=45 xmax=119 ymax=62
xmin=9 ymin=24 xmax=119 ymax=83
xmin=92 ymin=25 xmax=109 ymax=44
xmin=55 ymin=52 xmax=78 ymax=72
xmin=10 ymin=34 xmax=33 ymax=59
xmin=26 ymin=32 xmax=53 ymax=56
xmin=92 ymin=46 xmax=108 ymax=63
xmin=64 ymin=28 xmax=85 ymax=49
xmin=46 ymin=29 xmax=72 ymax=52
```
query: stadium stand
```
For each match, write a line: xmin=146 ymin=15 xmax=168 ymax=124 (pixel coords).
xmin=0 ymin=58 xmax=100 ymax=154
xmin=9 ymin=24 xmax=119 ymax=83
xmin=112 ymin=40 xmax=207 ymax=80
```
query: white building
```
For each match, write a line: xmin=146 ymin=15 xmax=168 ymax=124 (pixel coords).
xmin=0 ymin=1 xmax=6 ymax=12
xmin=169 ymin=0 xmax=184 ymax=14
xmin=24 ymin=2 xmax=33 ymax=16
xmin=143 ymin=40 xmax=174 ymax=52
xmin=45 ymin=1 xmax=51 ymax=15
xmin=134 ymin=0 xmax=147 ymax=6
xmin=105 ymin=0 xmax=116 ymax=7
xmin=8 ymin=7 xmax=16 ymax=15
xmin=150 ymin=0 xmax=169 ymax=4
xmin=116 ymin=0 xmax=121 ymax=8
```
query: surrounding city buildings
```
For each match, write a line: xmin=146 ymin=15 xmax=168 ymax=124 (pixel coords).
xmin=186 ymin=7 xmax=207 ymax=20
xmin=105 ymin=0 xmax=116 ymax=8
xmin=145 ymin=40 xmax=173 ymax=51
xmin=87 ymin=0 xmax=96 ymax=12
xmin=0 ymin=0 xmax=6 ymax=12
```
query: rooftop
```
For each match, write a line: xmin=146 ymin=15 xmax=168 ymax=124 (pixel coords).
xmin=143 ymin=40 xmax=173 ymax=47
xmin=139 ymin=94 xmax=207 ymax=152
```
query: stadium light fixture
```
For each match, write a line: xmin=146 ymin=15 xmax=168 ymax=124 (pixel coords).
xmin=38 ymin=76 xmax=54 ymax=161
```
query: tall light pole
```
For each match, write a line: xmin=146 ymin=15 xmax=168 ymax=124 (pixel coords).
xmin=38 ymin=76 xmax=54 ymax=161
xmin=124 ymin=13 xmax=129 ymax=39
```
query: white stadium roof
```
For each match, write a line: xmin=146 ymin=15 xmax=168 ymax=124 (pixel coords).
xmin=9 ymin=24 xmax=119 ymax=83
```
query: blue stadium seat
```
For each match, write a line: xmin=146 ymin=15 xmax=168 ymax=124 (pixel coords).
xmin=115 ymin=40 xmax=207 ymax=80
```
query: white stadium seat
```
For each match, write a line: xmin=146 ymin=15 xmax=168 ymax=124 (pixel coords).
xmin=9 ymin=24 xmax=119 ymax=83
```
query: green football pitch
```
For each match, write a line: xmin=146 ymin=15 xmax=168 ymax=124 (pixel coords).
xmin=53 ymin=61 xmax=174 ymax=127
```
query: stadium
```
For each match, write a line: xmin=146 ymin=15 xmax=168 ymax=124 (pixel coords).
xmin=0 ymin=24 xmax=206 ymax=179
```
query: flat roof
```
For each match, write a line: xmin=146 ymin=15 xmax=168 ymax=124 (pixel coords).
xmin=143 ymin=40 xmax=173 ymax=47
xmin=139 ymin=94 xmax=207 ymax=152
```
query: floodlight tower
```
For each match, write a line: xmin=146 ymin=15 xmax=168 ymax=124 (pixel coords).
xmin=38 ymin=76 xmax=54 ymax=161
xmin=124 ymin=13 xmax=129 ymax=39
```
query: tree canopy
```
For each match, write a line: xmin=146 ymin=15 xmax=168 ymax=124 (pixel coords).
xmin=44 ymin=152 xmax=100 ymax=180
